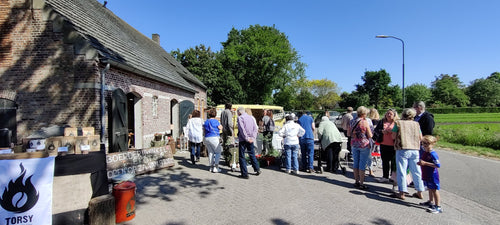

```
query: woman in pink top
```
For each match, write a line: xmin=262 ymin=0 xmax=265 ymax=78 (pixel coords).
xmin=379 ymin=109 xmax=399 ymax=182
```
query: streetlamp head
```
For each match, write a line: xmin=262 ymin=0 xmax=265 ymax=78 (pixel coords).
xmin=376 ymin=35 xmax=389 ymax=38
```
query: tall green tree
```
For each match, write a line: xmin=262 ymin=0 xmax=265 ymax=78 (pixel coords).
xmin=338 ymin=91 xmax=369 ymax=109
xmin=219 ymin=25 xmax=304 ymax=104
xmin=356 ymin=69 xmax=391 ymax=108
xmin=273 ymin=85 xmax=297 ymax=111
xmin=405 ymin=83 xmax=432 ymax=107
xmin=467 ymin=72 xmax=500 ymax=106
xmin=295 ymin=89 xmax=315 ymax=110
xmin=431 ymin=74 xmax=469 ymax=107
xmin=487 ymin=72 xmax=500 ymax=83
xmin=308 ymin=79 xmax=341 ymax=110
xmin=382 ymin=85 xmax=402 ymax=108
xmin=171 ymin=45 xmax=243 ymax=105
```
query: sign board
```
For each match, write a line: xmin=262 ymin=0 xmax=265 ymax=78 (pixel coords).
xmin=106 ymin=145 xmax=174 ymax=180
xmin=0 ymin=157 xmax=55 ymax=225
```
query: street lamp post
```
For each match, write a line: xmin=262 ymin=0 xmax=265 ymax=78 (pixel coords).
xmin=376 ymin=35 xmax=405 ymax=108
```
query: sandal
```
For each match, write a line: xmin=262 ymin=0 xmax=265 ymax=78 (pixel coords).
xmin=412 ymin=192 xmax=423 ymax=199
xmin=390 ymin=193 xmax=405 ymax=200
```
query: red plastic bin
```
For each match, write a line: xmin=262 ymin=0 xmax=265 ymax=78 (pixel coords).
xmin=113 ymin=181 xmax=136 ymax=223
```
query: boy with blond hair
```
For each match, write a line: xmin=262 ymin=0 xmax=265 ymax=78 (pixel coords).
xmin=418 ymin=135 xmax=442 ymax=213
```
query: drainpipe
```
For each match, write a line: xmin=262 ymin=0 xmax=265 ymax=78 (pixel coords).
xmin=100 ymin=62 xmax=110 ymax=146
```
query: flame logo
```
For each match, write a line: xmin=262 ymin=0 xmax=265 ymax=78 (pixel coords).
xmin=0 ymin=163 xmax=39 ymax=213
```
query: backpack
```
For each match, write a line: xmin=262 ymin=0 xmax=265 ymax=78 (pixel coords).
xmin=266 ymin=118 xmax=275 ymax=132
xmin=372 ymin=120 xmax=384 ymax=143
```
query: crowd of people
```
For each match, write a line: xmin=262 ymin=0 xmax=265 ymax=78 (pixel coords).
xmin=184 ymin=101 xmax=442 ymax=214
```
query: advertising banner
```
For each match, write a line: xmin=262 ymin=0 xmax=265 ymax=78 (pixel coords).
xmin=0 ymin=157 xmax=55 ymax=225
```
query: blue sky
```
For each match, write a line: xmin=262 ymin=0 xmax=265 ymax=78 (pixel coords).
xmin=98 ymin=0 xmax=499 ymax=93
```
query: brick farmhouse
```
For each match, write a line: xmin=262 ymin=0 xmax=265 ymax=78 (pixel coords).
xmin=0 ymin=0 xmax=207 ymax=152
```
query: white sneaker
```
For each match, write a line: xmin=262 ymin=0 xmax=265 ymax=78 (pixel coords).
xmin=213 ymin=167 xmax=220 ymax=173
xmin=285 ymin=170 xmax=291 ymax=174
xmin=209 ymin=166 xmax=213 ymax=172
xmin=293 ymin=170 xmax=299 ymax=175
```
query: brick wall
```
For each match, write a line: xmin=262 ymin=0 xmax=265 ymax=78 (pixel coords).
xmin=0 ymin=1 xmax=101 ymax=140
xmin=0 ymin=0 xmax=207 ymax=151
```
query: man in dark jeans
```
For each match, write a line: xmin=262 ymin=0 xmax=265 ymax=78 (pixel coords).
xmin=298 ymin=112 xmax=316 ymax=173
xmin=237 ymin=107 xmax=261 ymax=178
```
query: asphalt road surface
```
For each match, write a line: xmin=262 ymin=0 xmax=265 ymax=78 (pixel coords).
xmin=438 ymin=149 xmax=500 ymax=211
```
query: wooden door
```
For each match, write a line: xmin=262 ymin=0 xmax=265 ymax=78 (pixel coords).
xmin=0 ymin=99 xmax=17 ymax=145
xmin=179 ymin=100 xmax=194 ymax=135
xmin=110 ymin=89 xmax=128 ymax=152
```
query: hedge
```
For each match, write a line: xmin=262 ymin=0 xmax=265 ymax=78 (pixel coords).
xmin=427 ymin=107 xmax=500 ymax=114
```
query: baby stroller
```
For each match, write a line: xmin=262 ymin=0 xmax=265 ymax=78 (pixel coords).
xmin=338 ymin=137 xmax=349 ymax=174
xmin=278 ymin=139 xmax=287 ymax=169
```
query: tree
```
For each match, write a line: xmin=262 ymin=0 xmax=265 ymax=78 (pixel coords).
xmin=405 ymin=84 xmax=432 ymax=107
xmin=467 ymin=73 xmax=500 ymax=106
xmin=338 ymin=91 xmax=369 ymax=109
xmin=382 ymin=85 xmax=403 ymax=108
xmin=219 ymin=25 xmax=304 ymax=104
xmin=356 ymin=69 xmax=391 ymax=108
xmin=171 ymin=45 xmax=243 ymax=105
xmin=273 ymin=85 xmax=297 ymax=111
xmin=431 ymin=74 xmax=469 ymax=107
xmin=294 ymin=89 xmax=315 ymax=110
xmin=487 ymin=72 xmax=500 ymax=83
xmin=308 ymin=79 xmax=341 ymax=110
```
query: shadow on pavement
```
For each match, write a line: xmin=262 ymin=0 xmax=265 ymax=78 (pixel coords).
xmin=133 ymin=167 xmax=221 ymax=204
xmin=276 ymin=164 xmax=426 ymax=209
xmin=270 ymin=218 xmax=293 ymax=225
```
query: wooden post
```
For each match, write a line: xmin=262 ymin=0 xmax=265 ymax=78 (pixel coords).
xmin=88 ymin=194 xmax=115 ymax=225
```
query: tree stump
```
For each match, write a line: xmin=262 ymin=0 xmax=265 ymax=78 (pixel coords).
xmin=88 ymin=194 xmax=115 ymax=225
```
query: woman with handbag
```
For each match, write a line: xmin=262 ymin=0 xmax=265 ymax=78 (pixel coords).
xmin=377 ymin=109 xmax=399 ymax=183
xmin=350 ymin=106 xmax=373 ymax=190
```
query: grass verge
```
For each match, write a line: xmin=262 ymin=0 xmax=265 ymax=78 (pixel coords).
xmin=437 ymin=142 xmax=500 ymax=160
xmin=434 ymin=113 xmax=500 ymax=123
xmin=434 ymin=123 xmax=500 ymax=150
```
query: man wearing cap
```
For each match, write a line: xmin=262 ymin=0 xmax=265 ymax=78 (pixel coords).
xmin=298 ymin=111 xmax=316 ymax=173
xmin=237 ymin=107 xmax=261 ymax=178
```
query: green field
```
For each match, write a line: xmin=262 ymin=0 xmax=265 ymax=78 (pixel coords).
xmin=433 ymin=113 xmax=500 ymax=157
xmin=434 ymin=113 xmax=500 ymax=123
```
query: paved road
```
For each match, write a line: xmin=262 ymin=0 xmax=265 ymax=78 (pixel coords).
xmin=438 ymin=149 xmax=500 ymax=211
xmin=122 ymin=151 xmax=500 ymax=225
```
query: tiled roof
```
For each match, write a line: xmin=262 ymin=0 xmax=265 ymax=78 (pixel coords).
xmin=45 ymin=0 xmax=206 ymax=92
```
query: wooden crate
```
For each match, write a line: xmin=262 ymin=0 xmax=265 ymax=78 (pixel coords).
xmin=75 ymin=136 xmax=89 ymax=154
xmin=45 ymin=137 xmax=62 ymax=156
xmin=82 ymin=127 xmax=95 ymax=136
xmin=88 ymin=135 xmax=100 ymax=151
xmin=61 ymin=136 xmax=76 ymax=154
xmin=64 ymin=127 xmax=78 ymax=137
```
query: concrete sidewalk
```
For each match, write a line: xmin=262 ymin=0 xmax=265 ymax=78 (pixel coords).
xmin=122 ymin=151 xmax=500 ymax=225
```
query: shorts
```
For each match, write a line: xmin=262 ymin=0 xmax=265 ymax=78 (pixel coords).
xmin=352 ymin=147 xmax=370 ymax=170
xmin=423 ymin=180 xmax=440 ymax=190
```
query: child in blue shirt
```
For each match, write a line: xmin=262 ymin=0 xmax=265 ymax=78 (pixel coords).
xmin=417 ymin=135 xmax=442 ymax=214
